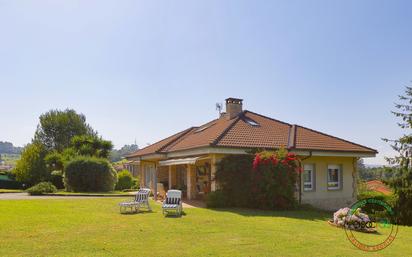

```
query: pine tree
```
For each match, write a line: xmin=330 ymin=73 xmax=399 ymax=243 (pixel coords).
xmin=383 ymin=86 xmax=412 ymax=225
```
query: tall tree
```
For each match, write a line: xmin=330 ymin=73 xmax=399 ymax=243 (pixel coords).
xmin=383 ymin=86 xmax=412 ymax=225
xmin=70 ymin=135 xmax=113 ymax=159
xmin=13 ymin=142 xmax=48 ymax=186
xmin=34 ymin=109 xmax=96 ymax=152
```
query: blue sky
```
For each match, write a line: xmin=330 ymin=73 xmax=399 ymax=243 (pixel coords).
xmin=1 ymin=1 xmax=411 ymax=164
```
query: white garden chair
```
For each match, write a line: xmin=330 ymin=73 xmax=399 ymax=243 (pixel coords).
xmin=162 ymin=190 xmax=183 ymax=217
xmin=119 ymin=188 xmax=151 ymax=214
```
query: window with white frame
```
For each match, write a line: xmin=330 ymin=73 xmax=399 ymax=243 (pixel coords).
xmin=303 ymin=164 xmax=314 ymax=191
xmin=327 ymin=164 xmax=341 ymax=190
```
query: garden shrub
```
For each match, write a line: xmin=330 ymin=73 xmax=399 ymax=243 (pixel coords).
xmin=64 ymin=157 xmax=117 ymax=192
xmin=115 ymin=170 xmax=134 ymax=190
xmin=214 ymin=148 xmax=301 ymax=210
xmin=357 ymin=190 xmax=397 ymax=217
xmin=27 ymin=182 xmax=57 ymax=195
xmin=206 ymin=190 xmax=228 ymax=208
xmin=131 ymin=177 xmax=140 ymax=190
xmin=214 ymin=155 xmax=254 ymax=207
xmin=50 ymin=170 xmax=64 ymax=189
xmin=251 ymin=149 xmax=301 ymax=209
xmin=0 ymin=178 xmax=22 ymax=189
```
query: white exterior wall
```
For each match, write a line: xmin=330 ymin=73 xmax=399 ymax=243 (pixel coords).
xmin=301 ymin=156 xmax=357 ymax=210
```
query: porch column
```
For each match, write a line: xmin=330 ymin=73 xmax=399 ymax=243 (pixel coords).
xmin=153 ymin=165 xmax=158 ymax=201
xmin=140 ymin=163 xmax=145 ymax=187
xmin=168 ymin=165 xmax=172 ymax=190
xmin=139 ymin=164 xmax=144 ymax=186
xmin=187 ymin=164 xmax=192 ymax=200
xmin=211 ymin=155 xmax=217 ymax=191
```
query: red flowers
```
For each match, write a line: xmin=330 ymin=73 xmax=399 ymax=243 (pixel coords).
xmin=253 ymin=149 xmax=300 ymax=170
xmin=251 ymin=148 xmax=301 ymax=209
xmin=252 ymin=154 xmax=261 ymax=170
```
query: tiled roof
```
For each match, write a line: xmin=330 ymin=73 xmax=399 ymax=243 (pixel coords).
xmin=127 ymin=110 xmax=377 ymax=157
xmin=215 ymin=111 xmax=291 ymax=148
xmin=126 ymin=127 xmax=195 ymax=157
xmin=294 ymin=125 xmax=377 ymax=153
xmin=161 ymin=118 xmax=238 ymax=152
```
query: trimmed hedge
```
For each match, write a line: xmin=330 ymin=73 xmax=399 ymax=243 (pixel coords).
xmin=27 ymin=182 xmax=57 ymax=195
xmin=50 ymin=170 xmax=64 ymax=189
xmin=64 ymin=157 xmax=117 ymax=192
xmin=206 ymin=190 xmax=228 ymax=208
xmin=0 ymin=173 xmax=22 ymax=189
xmin=0 ymin=179 xmax=22 ymax=189
xmin=212 ymin=154 xmax=254 ymax=208
xmin=115 ymin=170 xmax=134 ymax=190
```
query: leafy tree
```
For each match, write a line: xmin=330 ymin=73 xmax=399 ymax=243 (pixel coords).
xmin=357 ymin=158 xmax=366 ymax=172
xmin=44 ymin=151 xmax=64 ymax=171
xmin=70 ymin=135 xmax=113 ymax=159
xmin=34 ymin=109 xmax=96 ymax=152
xmin=383 ymin=86 xmax=412 ymax=225
xmin=13 ymin=143 xmax=49 ymax=186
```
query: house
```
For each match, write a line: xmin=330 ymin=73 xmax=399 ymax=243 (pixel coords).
xmin=126 ymin=98 xmax=377 ymax=210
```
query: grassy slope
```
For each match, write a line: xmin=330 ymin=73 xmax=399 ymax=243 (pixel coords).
xmin=0 ymin=198 xmax=410 ymax=257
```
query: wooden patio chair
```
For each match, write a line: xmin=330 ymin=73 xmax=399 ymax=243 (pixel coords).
xmin=162 ymin=190 xmax=183 ymax=217
xmin=119 ymin=188 xmax=151 ymax=214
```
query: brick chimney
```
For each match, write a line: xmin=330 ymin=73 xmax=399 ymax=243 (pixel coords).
xmin=225 ymin=97 xmax=243 ymax=119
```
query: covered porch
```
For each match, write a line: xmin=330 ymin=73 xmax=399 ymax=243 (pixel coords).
xmin=139 ymin=155 xmax=219 ymax=200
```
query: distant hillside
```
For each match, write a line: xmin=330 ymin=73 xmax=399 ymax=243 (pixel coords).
xmin=110 ymin=144 xmax=139 ymax=162
xmin=365 ymin=164 xmax=385 ymax=168
xmin=0 ymin=141 xmax=22 ymax=154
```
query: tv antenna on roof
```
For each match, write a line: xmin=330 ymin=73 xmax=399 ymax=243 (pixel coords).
xmin=216 ymin=102 xmax=223 ymax=117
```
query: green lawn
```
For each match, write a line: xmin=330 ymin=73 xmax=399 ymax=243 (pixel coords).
xmin=0 ymin=198 xmax=411 ymax=257
xmin=51 ymin=190 xmax=134 ymax=196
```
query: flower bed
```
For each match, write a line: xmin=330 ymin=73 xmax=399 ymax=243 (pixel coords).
xmin=329 ymin=207 xmax=377 ymax=233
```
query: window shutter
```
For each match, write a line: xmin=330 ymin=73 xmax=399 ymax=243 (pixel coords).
xmin=339 ymin=164 xmax=343 ymax=190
